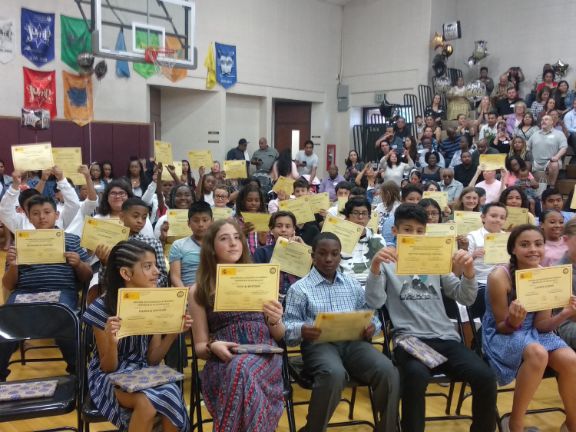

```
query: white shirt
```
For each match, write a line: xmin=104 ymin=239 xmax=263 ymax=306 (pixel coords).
xmin=467 ymin=227 xmax=502 ymax=284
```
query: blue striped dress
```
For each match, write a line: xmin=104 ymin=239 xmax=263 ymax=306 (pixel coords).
xmin=82 ymin=297 xmax=190 ymax=431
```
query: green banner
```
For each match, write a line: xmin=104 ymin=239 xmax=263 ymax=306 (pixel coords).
xmin=60 ymin=15 xmax=91 ymax=71
xmin=133 ymin=30 xmax=159 ymax=79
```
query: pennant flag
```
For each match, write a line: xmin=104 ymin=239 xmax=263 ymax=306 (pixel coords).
xmin=60 ymin=15 xmax=91 ymax=71
xmin=164 ymin=35 xmax=187 ymax=83
xmin=215 ymin=42 xmax=237 ymax=89
xmin=21 ymin=8 xmax=54 ymax=67
xmin=115 ymin=29 xmax=130 ymax=78
xmin=0 ymin=18 xmax=16 ymax=64
xmin=204 ymin=42 xmax=216 ymax=89
xmin=62 ymin=71 xmax=93 ymax=127
xmin=23 ymin=67 xmax=56 ymax=118
xmin=133 ymin=30 xmax=159 ymax=79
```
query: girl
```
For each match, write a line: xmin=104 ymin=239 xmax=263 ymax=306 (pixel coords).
xmin=530 ymin=87 xmax=551 ymax=121
xmin=379 ymin=151 xmax=412 ymax=186
xmin=89 ymin=162 xmax=106 ymax=195
xmin=537 ymin=97 xmax=556 ymax=125
xmin=475 ymin=95 xmax=492 ymax=128
xmin=508 ymin=136 xmax=534 ymax=171
xmin=235 ymin=184 xmax=268 ymax=255
xmin=425 ymin=94 xmax=444 ymax=125
xmin=272 ymin=150 xmax=299 ymax=181
xmin=554 ymin=80 xmax=574 ymax=115
xmin=483 ymin=225 xmax=576 ymax=432
xmin=180 ymin=160 xmax=196 ymax=189
xmin=125 ymin=158 xmax=149 ymax=198
xmin=355 ymin=163 xmax=379 ymax=197
xmin=189 ymin=220 xmax=285 ymax=431
xmin=196 ymin=173 xmax=216 ymax=206
xmin=470 ymin=167 xmax=506 ymax=204
xmin=344 ymin=150 xmax=364 ymax=182
xmin=498 ymin=186 xmax=536 ymax=227
xmin=418 ymin=198 xmax=442 ymax=224
xmin=375 ymin=181 xmax=401 ymax=246
xmin=421 ymin=152 xmax=441 ymax=183
xmin=423 ymin=116 xmax=442 ymax=142
xmin=540 ymin=210 xmax=566 ymax=266
xmin=401 ymin=136 xmax=419 ymax=167
xmin=154 ymin=184 xmax=195 ymax=244
xmin=491 ymin=120 xmax=512 ymax=154
xmin=455 ymin=187 xmax=480 ymax=213
xmin=83 ymin=240 xmax=192 ymax=432
xmin=102 ymin=160 xmax=114 ymax=183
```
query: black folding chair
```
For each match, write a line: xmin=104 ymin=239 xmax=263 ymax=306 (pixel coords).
xmin=0 ymin=302 xmax=80 ymax=431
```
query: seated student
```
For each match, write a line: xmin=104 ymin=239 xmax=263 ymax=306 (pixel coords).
xmin=292 ymin=178 xmax=321 ymax=245
xmin=189 ymin=220 xmax=285 ymax=431
xmin=380 ymin=184 xmax=423 ymax=246
xmin=374 ymin=181 xmax=401 ymax=233
xmin=284 ymin=232 xmax=400 ymax=432
xmin=469 ymin=167 xmax=506 ymax=204
xmin=153 ymin=184 xmax=195 ymax=244
xmin=483 ymin=225 xmax=576 ymax=432
xmin=1 ymin=195 xmax=92 ymax=380
xmin=83 ymin=240 xmax=192 ymax=432
xmin=365 ymin=204 xmax=497 ymax=432
xmin=169 ymin=201 xmax=213 ymax=287
xmin=235 ymin=184 xmax=269 ymax=255
xmin=65 ymin=165 xmax=101 ymax=238
xmin=542 ymin=187 xmax=574 ymax=223
xmin=539 ymin=209 xmax=567 ymax=267
xmin=557 ymin=218 xmax=576 ymax=350
xmin=418 ymin=198 xmax=443 ymax=224
xmin=268 ymin=187 xmax=290 ymax=214
xmin=212 ymin=183 xmax=231 ymax=209
xmin=498 ymin=186 xmax=537 ymax=227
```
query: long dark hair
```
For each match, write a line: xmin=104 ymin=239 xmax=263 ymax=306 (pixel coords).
xmin=507 ymin=224 xmax=544 ymax=303
xmin=98 ymin=179 xmax=134 ymax=216
xmin=101 ymin=160 xmax=114 ymax=180
xmin=126 ymin=157 xmax=150 ymax=191
xmin=181 ymin=159 xmax=195 ymax=189
xmin=276 ymin=150 xmax=293 ymax=177
xmin=236 ymin=184 xmax=266 ymax=213
xmin=499 ymin=186 xmax=529 ymax=210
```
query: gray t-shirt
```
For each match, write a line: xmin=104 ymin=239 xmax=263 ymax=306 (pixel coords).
xmin=528 ymin=128 xmax=567 ymax=165
xmin=252 ymin=147 xmax=278 ymax=172
xmin=295 ymin=150 xmax=319 ymax=176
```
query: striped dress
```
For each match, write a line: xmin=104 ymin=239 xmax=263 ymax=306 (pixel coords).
xmin=201 ymin=309 xmax=284 ymax=431
xmin=82 ymin=297 xmax=190 ymax=431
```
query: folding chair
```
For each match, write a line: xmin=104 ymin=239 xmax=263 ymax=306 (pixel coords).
xmin=0 ymin=302 xmax=80 ymax=431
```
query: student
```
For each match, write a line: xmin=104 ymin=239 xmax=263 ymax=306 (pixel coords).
xmin=469 ymin=167 xmax=506 ymax=204
xmin=418 ymin=198 xmax=443 ymax=224
xmin=83 ymin=240 xmax=192 ymax=431
xmin=267 ymin=187 xmax=290 ymax=213
xmin=557 ymin=218 xmax=576 ymax=349
xmin=483 ymin=225 xmax=576 ymax=432
xmin=365 ymin=204 xmax=497 ymax=432
xmin=169 ymin=201 xmax=213 ymax=287
xmin=1 ymin=195 xmax=92 ymax=380
xmin=189 ymin=220 xmax=285 ymax=431
xmin=374 ymin=181 xmax=401 ymax=234
xmin=498 ymin=186 xmax=536 ymax=228
xmin=540 ymin=209 xmax=567 ymax=266
xmin=284 ymin=232 xmax=400 ymax=432
xmin=327 ymin=181 xmax=353 ymax=216
xmin=65 ymin=165 xmax=100 ymax=238
xmin=380 ymin=184 xmax=423 ymax=246
xmin=541 ymin=187 xmax=573 ymax=223
xmin=196 ymin=172 xmax=216 ymax=206
xmin=213 ymin=184 xmax=230 ymax=209
xmin=235 ymin=184 xmax=268 ymax=255
xmin=292 ymin=178 xmax=322 ymax=245
xmin=153 ymin=184 xmax=195 ymax=244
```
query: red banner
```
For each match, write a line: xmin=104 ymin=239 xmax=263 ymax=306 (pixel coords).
xmin=23 ymin=67 xmax=56 ymax=118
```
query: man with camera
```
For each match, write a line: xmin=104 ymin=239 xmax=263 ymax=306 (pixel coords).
xmin=251 ymin=137 xmax=278 ymax=173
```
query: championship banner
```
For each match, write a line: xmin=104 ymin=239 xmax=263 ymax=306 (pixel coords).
xmin=21 ymin=8 xmax=54 ymax=67
xmin=23 ymin=67 xmax=56 ymax=118
xmin=63 ymin=71 xmax=93 ymax=127
xmin=133 ymin=30 xmax=158 ymax=79
xmin=60 ymin=15 xmax=90 ymax=71
xmin=0 ymin=18 xmax=15 ymax=63
xmin=115 ymin=29 xmax=130 ymax=78
xmin=215 ymin=42 xmax=237 ymax=89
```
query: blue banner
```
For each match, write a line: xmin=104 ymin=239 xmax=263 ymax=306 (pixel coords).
xmin=115 ymin=29 xmax=130 ymax=78
xmin=21 ymin=8 xmax=54 ymax=67
xmin=215 ymin=42 xmax=237 ymax=89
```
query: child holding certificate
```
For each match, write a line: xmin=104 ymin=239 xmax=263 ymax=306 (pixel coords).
xmin=234 ymin=184 xmax=269 ymax=255
xmin=365 ymin=204 xmax=497 ymax=432
xmin=83 ymin=240 xmax=192 ymax=432
xmin=557 ymin=218 xmax=576 ymax=349
xmin=483 ymin=225 xmax=576 ymax=432
xmin=540 ymin=210 xmax=567 ymax=267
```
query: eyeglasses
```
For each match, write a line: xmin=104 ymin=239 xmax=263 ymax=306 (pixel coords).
xmin=215 ymin=194 xmax=229 ymax=199
xmin=426 ymin=211 xmax=440 ymax=217
xmin=109 ymin=191 xmax=128 ymax=198
xmin=350 ymin=211 xmax=369 ymax=217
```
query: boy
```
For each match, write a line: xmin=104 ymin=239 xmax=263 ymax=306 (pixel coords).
xmin=169 ymin=201 xmax=213 ymax=287
xmin=366 ymin=204 xmax=497 ymax=432
xmin=213 ymin=184 xmax=231 ymax=208
xmin=541 ymin=187 xmax=573 ymax=223
xmin=1 ymin=195 xmax=92 ymax=380
xmin=326 ymin=181 xmax=353 ymax=216
xmin=381 ymin=184 xmax=422 ymax=246
xmin=284 ymin=232 xmax=399 ymax=432
xmin=292 ymin=179 xmax=321 ymax=245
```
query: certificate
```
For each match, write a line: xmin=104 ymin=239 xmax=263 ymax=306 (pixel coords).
xmin=308 ymin=192 xmax=331 ymax=213
xmin=396 ymin=235 xmax=454 ymax=275
xmin=212 ymin=206 xmax=234 ymax=221
xmin=154 ymin=140 xmax=173 ymax=165
xmin=116 ymin=288 xmax=188 ymax=338
xmin=571 ymin=185 xmax=576 ymax=209
xmin=167 ymin=209 xmax=190 ymax=238
xmin=52 ymin=147 xmax=85 ymax=185
xmin=80 ymin=217 xmax=129 ymax=251
xmin=188 ymin=150 xmax=214 ymax=170
xmin=272 ymin=176 xmax=295 ymax=196
xmin=321 ymin=215 xmax=363 ymax=254
xmin=241 ymin=212 xmax=271 ymax=232
xmin=223 ymin=160 xmax=247 ymax=179
xmin=479 ymin=154 xmax=506 ymax=171
xmin=422 ymin=191 xmax=448 ymax=209
xmin=337 ymin=197 xmax=347 ymax=213
xmin=270 ymin=237 xmax=313 ymax=277
xmin=314 ymin=310 xmax=374 ymax=343
xmin=454 ymin=211 xmax=483 ymax=235
xmin=426 ymin=222 xmax=457 ymax=237
xmin=368 ymin=210 xmax=379 ymax=232
xmin=505 ymin=207 xmax=529 ymax=230
xmin=516 ymin=265 xmax=573 ymax=312
xmin=161 ymin=161 xmax=182 ymax=182
xmin=16 ymin=229 xmax=66 ymax=265
xmin=12 ymin=143 xmax=54 ymax=171
xmin=483 ymin=233 xmax=510 ymax=265
xmin=214 ymin=264 xmax=280 ymax=312
xmin=279 ymin=196 xmax=315 ymax=224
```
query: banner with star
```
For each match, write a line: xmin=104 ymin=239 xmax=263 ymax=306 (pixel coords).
xmin=21 ymin=8 xmax=54 ymax=67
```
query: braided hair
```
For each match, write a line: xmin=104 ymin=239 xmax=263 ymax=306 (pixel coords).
xmin=506 ymin=224 xmax=544 ymax=303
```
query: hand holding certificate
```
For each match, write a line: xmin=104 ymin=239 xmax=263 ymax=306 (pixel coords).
xmin=270 ymin=237 xmax=312 ymax=277
xmin=80 ymin=217 xmax=129 ymax=251
xmin=426 ymin=222 xmax=457 ymax=237
xmin=161 ymin=161 xmax=182 ymax=182
xmin=308 ymin=192 xmax=330 ymax=213
xmin=279 ymin=196 xmax=315 ymax=224
xmin=212 ymin=206 xmax=234 ymax=221
xmin=154 ymin=140 xmax=173 ymax=165
xmin=515 ymin=265 xmax=573 ymax=312
xmin=188 ymin=150 xmax=213 ymax=170
xmin=241 ymin=212 xmax=271 ymax=232
xmin=52 ymin=147 xmax=85 ymax=185
xmin=422 ymin=191 xmax=448 ymax=209
xmin=505 ymin=207 xmax=530 ymax=230
xmin=16 ymin=229 xmax=66 ymax=265
xmin=272 ymin=176 xmax=295 ymax=196
xmin=167 ymin=209 xmax=191 ymax=239
xmin=454 ymin=211 xmax=483 ymax=235
xmin=12 ymin=143 xmax=54 ymax=171
xmin=321 ymin=215 xmax=364 ymax=254
xmin=479 ymin=154 xmax=506 ymax=171
xmin=314 ymin=310 xmax=374 ymax=343
xmin=396 ymin=235 xmax=454 ymax=275
xmin=223 ymin=160 xmax=247 ymax=179
xmin=483 ymin=233 xmax=510 ymax=265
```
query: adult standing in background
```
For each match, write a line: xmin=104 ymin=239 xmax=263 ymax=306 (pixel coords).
xmin=226 ymin=138 xmax=250 ymax=177
xmin=479 ymin=66 xmax=494 ymax=95
xmin=295 ymin=140 xmax=319 ymax=184
xmin=251 ymin=137 xmax=278 ymax=173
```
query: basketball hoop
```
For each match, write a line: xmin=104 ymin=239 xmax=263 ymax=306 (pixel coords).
xmin=144 ymin=47 xmax=178 ymax=79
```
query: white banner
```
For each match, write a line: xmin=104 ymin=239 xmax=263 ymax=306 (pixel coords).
xmin=0 ymin=18 xmax=15 ymax=63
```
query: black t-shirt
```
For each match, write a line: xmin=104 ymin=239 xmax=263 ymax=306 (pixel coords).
xmin=496 ymin=97 xmax=522 ymax=116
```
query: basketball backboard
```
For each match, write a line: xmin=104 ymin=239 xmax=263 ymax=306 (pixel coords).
xmin=90 ymin=0 xmax=197 ymax=69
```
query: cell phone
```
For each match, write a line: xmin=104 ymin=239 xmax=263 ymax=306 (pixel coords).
xmin=301 ymin=161 xmax=307 ymax=166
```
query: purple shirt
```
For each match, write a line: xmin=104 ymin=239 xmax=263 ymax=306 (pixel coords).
xmin=318 ymin=174 xmax=346 ymax=201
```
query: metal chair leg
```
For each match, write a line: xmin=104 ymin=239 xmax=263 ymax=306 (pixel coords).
xmin=348 ymin=386 xmax=357 ymax=420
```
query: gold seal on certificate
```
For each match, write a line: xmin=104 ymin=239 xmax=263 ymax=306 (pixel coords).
xmin=308 ymin=192 xmax=330 ymax=213
xmin=212 ymin=207 xmax=234 ymax=221
xmin=479 ymin=154 xmax=506 ymax=171
xmin=279 ymin=196 xmax=315 ymax=224
xmin=80 ymin=217 xmax=129 ymax=251
xmin=426 ymin=222 xmax=457 ymax=237
xmin=16 ymin=229 xmax=66 ymax=265
xmin=241 ymin=212 xmax=270 ymax=232
xmin=154 ymin=140 xmax=173 ymax=165
xmin=515 ymin=265 xmax=573 ymax=312
xmin=454 ymin=211 xmax=483 ymax=235
xmin=116 ymin=288 xmax=189 ymax=338
xmin=167 ymin=209 xmax=190 ymax=239
xmin=161 ymin=161 xmax=182 ymax=181
xmin=483 ymin=233 xmax=510 ymax=265
xmin=396 ymin=235 xmax=454 ymax=275
xmin=52 ymin=147 xmax=85 ymax=185
xmin=12 ymin=143 xmax=54 ymax=172
xmin=214 ymin=264 xmax=280 ymax=312
xmin=321 ymin=215 xmax=363 ymax=254
xmin=188 ymin=150 xmax=214 ymax=170
xmin=223 ymin=160 xmax=247 ymax=179
xmin=314 ymin=310 xmax=374 ymax=343
xmin=422 ymin=191 xmax=448 ymax=209
xmin=505 ymin=207 xmax=530 ymax=230
xmin=270 ymin=237 xmax=312 ymax=278
xmin=272 ymin=176 xmax=295 ymax=196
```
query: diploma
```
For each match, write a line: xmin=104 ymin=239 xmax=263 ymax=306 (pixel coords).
xmin=515 ymin=265 xmax=573 ymax=312
xmin=308 ymin=192 xmax=330 ymax=213
xmin=52 ymin=147 xmax=85 ymax=185
xmin=505 ymin=206 xmax=530 ymax=230
xmin=212 ymin=206 xmax=234 ymax=221
xmin=116 ymin=288 xmax=188 ymax=338
xmin=314 ymin=310 xmax=374 ymax=343
xmin=167 ymin=209 xmax=191 ymax=239
xmin=396 ymin=235 xmax=454 ymax=275
xmin=368 ymin=210 xmax=379 ymax=232
xmin=214 ymin=264 xmax=280 ymax=312
xmin=270 ymin=237 xmax=313 ymax=278
xmin=12 ymin=143 xmax=54 ymax=171
xmin=272 ymin=176 xmax=295 ymax=196
xmin=241 ymin=212 xmax=271 ymax=232
xmin=483 ymin=233 xmax=510 ymax=265
xmin=161 ymin=161 xmax=182 ymax=182
xmin=426 ymin=222 xmax=457 ymax=237
xmin=422 ymin=191 xmax=448 ymax=209
xmin=154 ymin=140 xmax=173 ymax=165
xmin=188 ymin=150 xmax=214 ymax=170
xmin=571 ymin=185 xmax=576 ymax=209
xmin=337 ymin=197 xmax=347 ymax=213
xmin=279 ymin=196 xmax=315 ymax=224
xmin=80 ymin=217 xmax=129 ymax=251
xmin=16 ymin=229 xmax=66 ymax=265
xmin=223 ymin=160 xmax=247 ymax=179
xmin=321 ymin=215 xmax=363 ymax=254
xmin=479 ymin=154 xmax=506 ymax=171
xmin=454 ymin=211 xmax=483 ymax=235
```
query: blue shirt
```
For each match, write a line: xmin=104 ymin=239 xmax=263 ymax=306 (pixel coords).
xmin=169 ymin=236 xmax=201 ymax=286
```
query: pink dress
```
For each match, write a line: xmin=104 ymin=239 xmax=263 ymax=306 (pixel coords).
xmin=542 ymin=240 xmax=567 ymax=267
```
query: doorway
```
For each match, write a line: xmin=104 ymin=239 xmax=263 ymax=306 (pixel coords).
xmin=274 ymin=101 xmax=311 ymax=155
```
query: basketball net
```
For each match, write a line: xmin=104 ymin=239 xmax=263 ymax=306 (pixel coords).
xmin=144 ymin=47 xmax=179 ymax=79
